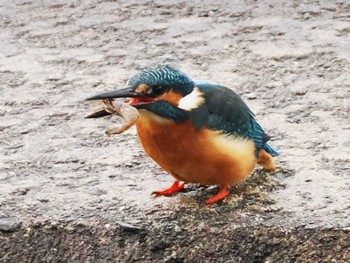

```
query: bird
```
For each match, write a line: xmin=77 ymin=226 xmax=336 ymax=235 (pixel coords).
xmin=86 ymin=65 xmax=279 ymax=205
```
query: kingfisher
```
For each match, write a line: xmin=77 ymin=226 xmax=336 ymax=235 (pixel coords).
xmin=86 ymin=65 xmax=279 ymax=205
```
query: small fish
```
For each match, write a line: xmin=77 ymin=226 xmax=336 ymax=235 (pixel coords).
xmin=86 ymin=99 xmax=139 ymax=135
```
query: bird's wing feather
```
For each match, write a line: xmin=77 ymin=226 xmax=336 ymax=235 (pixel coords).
xmin=193 ymin=81 xmax=268 ymax=151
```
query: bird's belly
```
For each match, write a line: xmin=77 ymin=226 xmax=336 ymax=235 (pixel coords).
xmin=136 ymin=112 xmax=257 ymax=186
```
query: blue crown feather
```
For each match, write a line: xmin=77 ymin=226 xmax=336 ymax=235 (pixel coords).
xmin=128 ymin=65 xmax=194 ymax=95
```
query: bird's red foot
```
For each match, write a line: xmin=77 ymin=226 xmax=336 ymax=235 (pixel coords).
xmin=152 ymin=181 xmax=185 ymax=196
xmin=204 ymin=186 xmax=229 ymax=206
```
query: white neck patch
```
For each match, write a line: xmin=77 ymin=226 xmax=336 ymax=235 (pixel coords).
xmin=178 ymin=87 xmax=205 ymax=111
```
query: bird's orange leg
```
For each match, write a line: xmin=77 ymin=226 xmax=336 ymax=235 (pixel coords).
xmin=152 ymin=181 xmax=186 ymax=196
xmin=204 ymin=186 xmax=229 ymax=206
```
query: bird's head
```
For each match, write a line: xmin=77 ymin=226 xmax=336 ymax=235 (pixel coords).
xmin=87 ymin=66 xmax=208 ymax=123
xmin=86 ymin=65 xmax=195 ymax=109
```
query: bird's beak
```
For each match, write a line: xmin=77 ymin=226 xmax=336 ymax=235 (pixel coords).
xmin=86 ymin=86 xmax=140 ymax=101
xmin=85 ymin=86 xmax=155 ymax=118
xmin=85 ymin=87 xmax=139 ymax=119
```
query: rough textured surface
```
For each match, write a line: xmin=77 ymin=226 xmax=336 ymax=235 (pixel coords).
xmin=1 ymin=222 xmax=349 ymax=263
xmin=0 ymin=0 xmax=349 ymax=261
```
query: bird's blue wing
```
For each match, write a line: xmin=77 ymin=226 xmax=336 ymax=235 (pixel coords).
xmin=193 ymin=81 xmax=273 ymax=154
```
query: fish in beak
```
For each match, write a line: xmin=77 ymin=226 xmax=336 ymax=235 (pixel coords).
xmin=85 ymin=86 xmax=155 ymax=118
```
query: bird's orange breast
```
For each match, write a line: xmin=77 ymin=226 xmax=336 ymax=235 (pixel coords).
xmin=136 ymin=110 xmax=257 ymax=186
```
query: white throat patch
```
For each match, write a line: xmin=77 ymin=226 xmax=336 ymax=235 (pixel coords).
xmin=178 ymin=87 xmax=205 ymax=111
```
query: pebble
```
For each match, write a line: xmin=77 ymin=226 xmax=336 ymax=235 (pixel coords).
xmin=0 ymin=217 xmax=22 ymax=232
xmin=289 ymin=85 xmax=308 ymax=96
xmin=116 ymin=221 xmax=144 ymax=232
xmin=320 ymin=0 xmax=336 ymax=11
xmin=174 ymin=225 xmax=182 ymax=233
xmin=246 ymin=92 xmax=257 ymax=100
xmin=197 ymin=222 xmax=205 ymax=231
xmin=228 ymin=4 xmax=248 ymax=18
xmin=297 ymin=4 xmax=320 ymax=14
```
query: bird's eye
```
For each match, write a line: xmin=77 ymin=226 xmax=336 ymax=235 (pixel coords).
xmin=147 ymin=86 xmax=163 ymax=97
xmin=154 ymin=85 xmax=163 ymax=91
xmin=146 ymin=88 xmax=153 ymax=95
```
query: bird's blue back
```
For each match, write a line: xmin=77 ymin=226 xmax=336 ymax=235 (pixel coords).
xmin=192 ymin=80 xmax=279 ymax=156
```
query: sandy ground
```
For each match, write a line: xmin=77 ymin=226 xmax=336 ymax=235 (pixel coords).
xmin=0 ymin=0 xmax=350 ymax=262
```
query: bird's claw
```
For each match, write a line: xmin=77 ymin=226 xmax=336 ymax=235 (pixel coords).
xmin=204 ymin=186 xmax=229 ymax=206
xmin=152 ymin=181 xmax=185 ymax=197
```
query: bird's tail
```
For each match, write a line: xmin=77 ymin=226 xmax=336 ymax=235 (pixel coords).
xmin=263 ymin=143 xmax=279 ymax=157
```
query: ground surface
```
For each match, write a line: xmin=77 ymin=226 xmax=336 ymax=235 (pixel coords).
xmin=0 ymin=0 xmax=349 ymax=262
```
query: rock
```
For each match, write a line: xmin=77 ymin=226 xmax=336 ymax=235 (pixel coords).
xmin=197 ymin=222 xmax=205 ymax=231
xmin=320 ymin=0 xmax=336 ymax=11
xmin=116 ymin=221 xmax=144 ymax=232
xmin=174 ymin=225 xmax=182 ymax=233
xmin=228 ymin=4 xmax=248 ymax=18
xmin=290 ymin=86 xmax=307 ymax=96
xmin=0 ymin=217 xmax=22 ymax=232
xmin=246 ymin=92 xmax=257 ymax=100
xmin=297 ymin=4 xmax=320 ymax=14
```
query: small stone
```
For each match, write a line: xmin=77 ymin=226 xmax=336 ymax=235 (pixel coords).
xmin=50 ymin=221 xmax=59 ymax=227
xmin=208 ymin=10 xmax=215 ymax=17
xmin=229 ymin=5 xmax=247 ymax=17
xmin=197 ymin=222 xmax=205 ymax=231
xmin=174 ymin=225 xmax=182 ymax=233
xmin=297 ymin=4 xmax=320 ymax=14
xmin=116 ymin=221 xmax=143 ymax=232
xmin=0 ymin=217 xmax=22 ymax=232
xmin=320 ymin=0 xmax=336 ymax=11
xmin=246 ymin=93 xmax=257 ymax=100
xmin=289 ymin=86 xmax=307 ymax=96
